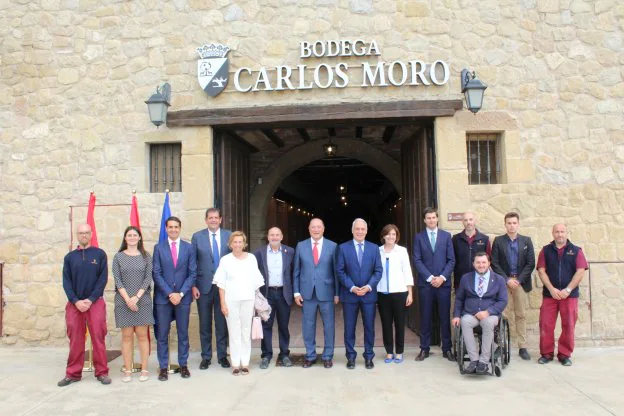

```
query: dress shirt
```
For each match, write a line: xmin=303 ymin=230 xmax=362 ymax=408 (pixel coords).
xmin=213 ymin=253 xmax=264 ymax=301
xmin=267 ymin=245 xmax=283 ymax=287
xmin=474 ymin=270 xmax=491 ymax=297
xmin=424 ymin=228 xmax=446 ymax=283
xmin=351 ymin=240 xmax=372 ymax=293
xmin=377 ymin=245 xmax=414 ymax=293
xmin=508 ymin=237 xmax=518 ymax=275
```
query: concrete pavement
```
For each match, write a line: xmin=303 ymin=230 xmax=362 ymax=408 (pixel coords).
xmin=1 ymin=346 xmax=622 ymax=416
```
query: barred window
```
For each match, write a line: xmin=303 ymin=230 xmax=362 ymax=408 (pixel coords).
xmin=150 ymin=143 xmax=182 ymax=192
xmin=466 ymin=133 xmax=500 ymax=185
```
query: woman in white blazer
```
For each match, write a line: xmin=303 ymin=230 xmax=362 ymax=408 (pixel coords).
xmin=377 ymin=224 xmax=414 ymax=364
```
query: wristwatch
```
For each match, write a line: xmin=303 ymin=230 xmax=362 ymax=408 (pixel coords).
xmin=179 ymin=292 xmax=184 ymax=298
xmin=564 ymin=287 xmax=572 ymax=293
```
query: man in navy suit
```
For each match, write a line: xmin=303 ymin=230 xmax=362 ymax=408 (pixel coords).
xmin=191 ymin=207 xmax=232 ymax=369
xmin=153 ymin=216 xmax=197 ymax=381
xmin=413 ymin=207 xmax=456 ymax=362
xmin=253 ymin=227 xmax=295 ymax=369
xmin=293 ymin=218 xmax=340 ymax=369
xmin=336 ymin=218 xmax=383 ymax=369
xmin=453 ymin=252 xmax=508 ymax=374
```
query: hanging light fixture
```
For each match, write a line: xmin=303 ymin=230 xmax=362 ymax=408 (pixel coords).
xmin=323 ymin=138 xmax=337 ymax=157
xmin=145 ymin=83 xmax=171 ymax=127
xmin=460 ymin=69 xmax=487 ymax=114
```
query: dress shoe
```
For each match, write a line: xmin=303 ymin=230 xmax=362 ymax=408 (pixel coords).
xmin=57 ymin=377 xmax=80 ymax=387
xmin=538 ymin=355 xmax=553 ymax=364
xmin=443 ymin=351 xmax=456 ymax=362
xmin=218 ymin=357 xmax=231 ymax=368
xmin=465 ymin=361 xmax=478 ymax=374
xmin=415 ymin=350 xmax=429 ymax=361
xmin=519 ymin=348 xmax=531 ymax=361
xmin=158 ymin=368 xmax=168 ymax=381
xmin=476 ymin=361 xmax=488 ymax=374
xmin=260 ymin=357 xmax=270 ymax=369
xmin=365 ymin=359 xmax=374 ymax=369
xmin=302 ymin=359 xmax=317 ymax=368
xmin=96 ymin=375 xmax=112 ymax=385
xmin=179 ymin=366 xmax=191 ymax=378
xmin=346 ymin=359 xmax=356 ymax=369
xmin=558 ymin=357 xmax=572 ymax=366
xmin=280 ymin=356 xmax=293 ymax=367
xmin=199 ymin=359 xmax=211 ymax=370
xmin=322 ymin=359 xmax=333 ymax=369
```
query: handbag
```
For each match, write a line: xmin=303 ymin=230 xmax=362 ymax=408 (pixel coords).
xmin=254 ymin=289 xmax=272 ymax=322
xmin=251 ymin=315 xmax=263 ymax=340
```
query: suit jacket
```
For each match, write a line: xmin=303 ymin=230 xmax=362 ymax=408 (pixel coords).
xmin=191 ymin=228 xmax=232 ymax=294
xmin=453 ymin=270 xmax=508 ymax=317
xmin=336 ymin=240 xmax=383 ymax=303
xmin=253 ymin=244 xmax=295 ymax=306
xmin=412 ymin=229 xmax=455 ymax=287
xmin=152 ymin=239 xmax=197 ymax=305
xmin=491 ymin=234 xmax=535 ymax=292
xmin=293 ymin=238 xmax=339 ymax=302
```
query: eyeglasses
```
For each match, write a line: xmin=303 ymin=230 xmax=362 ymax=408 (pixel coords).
xmin=77 ymin=232 xmax=92 ymax=235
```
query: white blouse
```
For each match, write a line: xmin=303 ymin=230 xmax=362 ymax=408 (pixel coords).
xmin=377 ymin=245 xmax=415 ymax=294
xmin=213 ymin=253 xmax=264 ymax=301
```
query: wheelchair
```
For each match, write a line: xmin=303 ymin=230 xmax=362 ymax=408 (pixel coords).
xmin=453 ymin=316 xmax=510 ymax=377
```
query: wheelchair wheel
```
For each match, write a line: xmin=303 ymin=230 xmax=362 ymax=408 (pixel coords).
xmin=455 ymin=326 xmax=465 ymax=374
xmin=494 ymin=366 xmax=502 ymax=377
xmin=502 ymin=318 xmax=511 ymax=368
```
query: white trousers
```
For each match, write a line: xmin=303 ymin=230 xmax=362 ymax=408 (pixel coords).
xmin=225 ymin=299 xmax=254 ymax=367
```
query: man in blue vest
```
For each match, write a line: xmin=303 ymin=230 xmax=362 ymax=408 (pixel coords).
xmin=536 ymin=224 xmax=588 ymax=366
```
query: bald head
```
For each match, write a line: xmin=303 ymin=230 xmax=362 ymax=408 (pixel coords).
xmin=309 ymin=218 xmax=325 ymax=241
xmin=76 ymin=223 xmax=92 ymax=248
xmin=552 ymin=223 xmax=568 ymax=247
xmin=462 ymin=212 xmax=476 ymax=234
xmin=267 ymin=227 xmax=283 ymax=249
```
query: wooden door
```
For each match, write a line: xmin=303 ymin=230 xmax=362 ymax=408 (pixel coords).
xmin=214 ymin=131 xmax=251 ymax=235
xmin=402 ymin=125 xmax=437 ymax=334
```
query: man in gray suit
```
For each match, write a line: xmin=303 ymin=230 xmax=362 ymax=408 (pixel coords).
xmin=491 ymin=212 xmax=535 ymax=361
xmin=293 ymin=218 xmax=340 ymax=369
xmin=191 ymin=208 xmax=232 ymax=369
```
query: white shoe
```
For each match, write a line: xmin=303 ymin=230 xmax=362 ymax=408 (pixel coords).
xmin=139 ymin=370 xmax=149 ymax=382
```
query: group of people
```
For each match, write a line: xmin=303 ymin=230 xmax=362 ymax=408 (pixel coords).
xmin=58 ymin=206 xmax=587 ymax=386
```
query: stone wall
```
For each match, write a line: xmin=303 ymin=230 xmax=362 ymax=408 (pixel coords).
xmin=1 ymin=0 xmax=623 ymax=347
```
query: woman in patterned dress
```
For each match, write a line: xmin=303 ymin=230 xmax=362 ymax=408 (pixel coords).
xmin=113 ymin=226 xmax=154 ymax=382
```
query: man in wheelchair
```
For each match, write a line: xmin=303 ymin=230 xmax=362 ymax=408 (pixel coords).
xmin=452 ymin=252 xmax=508 ymax=374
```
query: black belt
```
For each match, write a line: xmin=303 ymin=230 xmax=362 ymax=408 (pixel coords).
xmin=268 ymin=286 xmax=283 ymax=290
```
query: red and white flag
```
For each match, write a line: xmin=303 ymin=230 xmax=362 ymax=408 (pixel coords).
xmin=86 ymin=192 xmax=99 ymax=248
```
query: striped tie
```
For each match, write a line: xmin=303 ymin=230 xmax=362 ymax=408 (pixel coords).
xmin=477 ymin=275 xmax=485 ymax=297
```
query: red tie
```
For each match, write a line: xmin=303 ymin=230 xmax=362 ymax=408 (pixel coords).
xmin=171 ymin=241 xmax=178 ymax=268
xmin=313 ymin=242 xmax=319 ymax=265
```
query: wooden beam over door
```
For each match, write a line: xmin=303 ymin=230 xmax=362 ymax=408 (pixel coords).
xmin=167 ymin=100 xmax=463 ymax=128
xmin=261 ymin=129 xmax=285 ymax=148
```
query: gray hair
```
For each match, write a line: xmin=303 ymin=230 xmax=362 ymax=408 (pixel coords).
xmin=351 ymin=218 xmax=367 ymax=230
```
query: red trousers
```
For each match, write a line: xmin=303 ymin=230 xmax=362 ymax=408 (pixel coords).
xmin=65 ymin=298 xmax=109 ymax=379
xmin=539 ymin=297 xmax=578 ymax=360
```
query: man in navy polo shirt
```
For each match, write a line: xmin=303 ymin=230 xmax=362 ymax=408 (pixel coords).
xmin=537 ymin=224 xmax=588 ymax=366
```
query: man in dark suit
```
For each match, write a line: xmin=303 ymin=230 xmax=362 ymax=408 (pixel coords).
xmin=293 ymin=218 xmax=340 ymax=369
xmin=491 ymin=211 xmax=535 ymax=361
xmin=336 ymin=218 xmax=383 ymax=369
xmin=413 ymin=207 xmax=456 ymax=362
xmin=453 ymin=252 xmax=508 ymax=374
xmin=452 ymin=212 xmax=491 ymax=289
xmin=191 ymin=207 xmax=232 ymax=370
xmin=253 ymin=227 xmax=295 ymax=369
xmin=153 ymin=216 xmax=197 ymax=381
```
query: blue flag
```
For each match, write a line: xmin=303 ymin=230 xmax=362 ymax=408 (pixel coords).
xmin=158 ymin=192 xmax=171 ymax=243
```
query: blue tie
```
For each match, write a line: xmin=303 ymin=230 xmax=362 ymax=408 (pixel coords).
xmin=357 ymin=243 xmax=363 ymax=266
xmin=212 ymin=233 xmax=220 ymax=269
xmin=430 ymin=231 xmax=436 ymax=252
xmin=384 ymin=257 xmax=390 ymax=294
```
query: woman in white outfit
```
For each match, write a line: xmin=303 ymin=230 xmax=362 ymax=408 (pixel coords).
xmin=214 ymin=231 xmax=264 ymax=375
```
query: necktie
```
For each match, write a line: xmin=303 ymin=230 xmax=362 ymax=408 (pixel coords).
xmin=313 ymin=242 xmax=319 ymax=265
xmin=477 ymin=275 xmax=485 ymax=297
xmin=430 ymin=231 xmax=436 ymax=252
xmin=357 ymin=243 xmax=363 ymax=266
xmin=384 ymin=257 xmax=390 ymax=294
xmin=171 ymin=241 xmax=178 ymax=268
xmin=212 ymin=233 xmax=220 ymax=269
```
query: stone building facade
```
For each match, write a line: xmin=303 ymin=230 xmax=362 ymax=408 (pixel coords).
xmin=0 ymin=0 xmax=623 ymax=349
